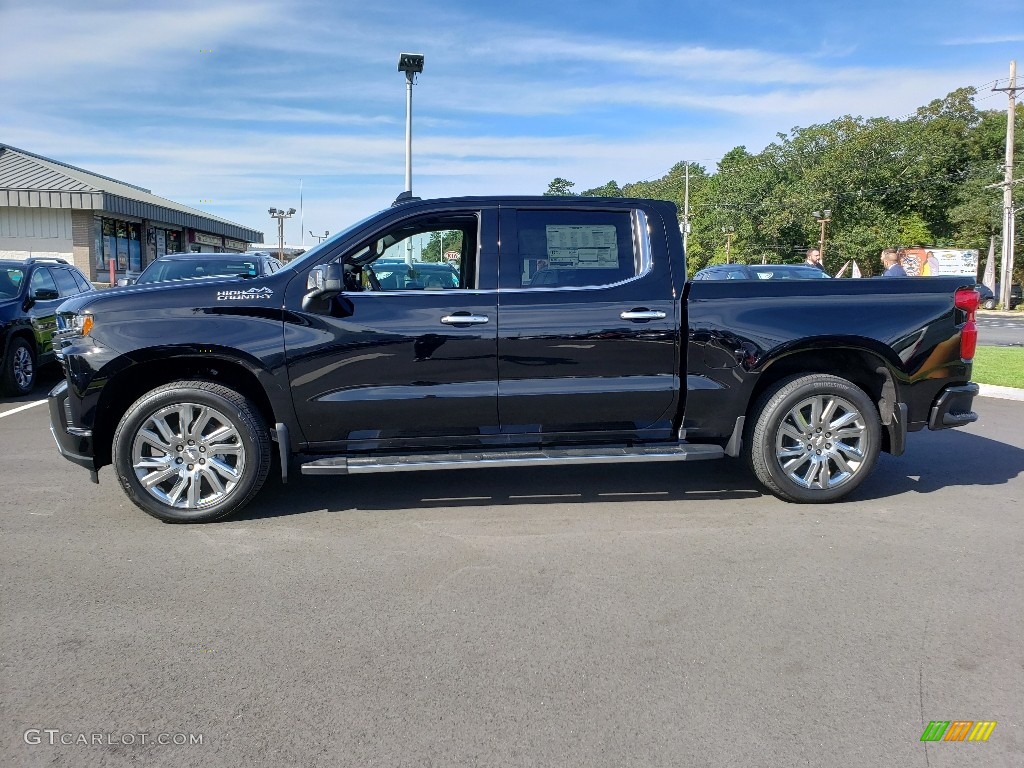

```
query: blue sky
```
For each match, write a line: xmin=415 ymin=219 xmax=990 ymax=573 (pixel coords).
xmin=2 ymin=0 xmax=1022 ymax=244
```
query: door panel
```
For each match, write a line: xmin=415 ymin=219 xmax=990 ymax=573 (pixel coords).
xmin=28 ymin=268 xmax=62 ymax=363
xmin=496 ymin=208 xmax=679 ymax=441
xmin=283 ymin=209 xmax=500 ymax=450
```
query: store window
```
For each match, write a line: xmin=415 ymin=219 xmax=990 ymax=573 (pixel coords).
xmin=128 ymin=223 xmax=141 ymax=272
xmin=99 ymin=219 xmax=115 ymax=270
xmin=115 ymin=221 xmax=129 ymax=270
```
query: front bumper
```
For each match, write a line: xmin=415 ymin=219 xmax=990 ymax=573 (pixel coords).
xmin=48 ymin=378 xmax=95 ymax=471
xmin=928 ymin=382 xmax=979 ymax=430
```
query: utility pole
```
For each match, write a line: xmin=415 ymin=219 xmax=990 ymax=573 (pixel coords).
xmin=993 ymin=61 xmax=1018 ymax=311
xmin=812 ymin=209 xmax=832 ymax=268
xmin=722 ymin=226 xmax=735 ymax=263
xmin=682 ymin=162 xmax=690 ymax=254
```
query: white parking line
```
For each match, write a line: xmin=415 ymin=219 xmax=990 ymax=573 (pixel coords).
xmin=0 ymin=399 xmax=47 ymax=419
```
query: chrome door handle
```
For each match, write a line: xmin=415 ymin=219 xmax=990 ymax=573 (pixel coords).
xmin=620 ymin=310 xmax=667 ymax=321
xmin=440 ymin=314 xmax=489 ymax=325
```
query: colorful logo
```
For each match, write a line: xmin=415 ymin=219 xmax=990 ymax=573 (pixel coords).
xmin=920 ymin=721 xmax=996 ymax=742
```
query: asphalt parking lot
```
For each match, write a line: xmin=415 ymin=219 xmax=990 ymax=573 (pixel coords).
xmin=976 ymin=312 xmax=1024 ymax=346
xmin=1 ymin=372 xmax=1022 ymax=768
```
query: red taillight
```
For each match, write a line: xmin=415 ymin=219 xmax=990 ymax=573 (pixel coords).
xmin=955 ymin=288 xmax=979 ymax=361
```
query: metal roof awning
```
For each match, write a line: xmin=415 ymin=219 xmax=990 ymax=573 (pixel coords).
xmin=0 ymin=144 xmax=263 ymax=244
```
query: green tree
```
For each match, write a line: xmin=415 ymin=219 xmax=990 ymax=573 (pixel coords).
xmin=544 ymin=177 xmax=577 ymax=196
xmin=580 ymin=180 xmax=622 ymax=196
xmin=420 ymin=230 xmax=463 ymax=263
xmin=540 ymin=87 xmax=1016 ymax=277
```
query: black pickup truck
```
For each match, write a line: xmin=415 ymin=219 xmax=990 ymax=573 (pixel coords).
xmin=48 ymin=196 xmax=980 ymax=523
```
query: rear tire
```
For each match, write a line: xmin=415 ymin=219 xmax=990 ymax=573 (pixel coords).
xmin=745 ymin=374 xmax=881 ymax=503
xmin=112 ymin=380 xmax=271 ymax=523
xmin=982 ymin=298 xmax=996 ymax=310
xmin=1 ymin=337 xmax=35 ymax=396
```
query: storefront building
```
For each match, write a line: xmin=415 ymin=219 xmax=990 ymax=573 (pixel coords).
xmin=0 ymin=144 xmax=263 ymax=283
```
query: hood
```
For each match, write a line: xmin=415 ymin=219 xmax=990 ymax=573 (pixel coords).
xmin=57 ymin=273 xmax=290 ymax=315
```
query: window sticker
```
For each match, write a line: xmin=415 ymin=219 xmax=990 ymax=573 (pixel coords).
xmin=544 ymin=225 xmax=619 ymax=269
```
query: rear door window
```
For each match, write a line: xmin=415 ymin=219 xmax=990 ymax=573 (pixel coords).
xmin=502 ymin=210 xmax=638 ymax=289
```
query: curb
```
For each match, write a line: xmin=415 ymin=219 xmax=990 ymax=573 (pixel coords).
xmin=977 ymin=383 xmax=1024 ymax=402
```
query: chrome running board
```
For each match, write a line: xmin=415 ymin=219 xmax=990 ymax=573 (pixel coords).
xmin=300 ymin=443 xmax=725 ymax=476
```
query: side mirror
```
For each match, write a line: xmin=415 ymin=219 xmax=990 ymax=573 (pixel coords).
xmin=33 ymin=288 xmax=60 ymax=301
xmin=302 ymin=263 xmax=343 ymax=311
xmin=116 ymin=277 xmax=135 ymax=286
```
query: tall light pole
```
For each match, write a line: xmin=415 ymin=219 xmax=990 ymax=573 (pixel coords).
xmin=309 ymin=230 xmax=329 ymax=244
xmin=398 ymin=53 xmax=424 ymax=197
xmin=812 ymin=209 xmax=832 ymax=268
xmin=268 ymin=207 xmax=295 ymax=261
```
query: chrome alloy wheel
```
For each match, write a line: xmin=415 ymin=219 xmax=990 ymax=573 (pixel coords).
xmin=13 ymin=345 xmax=33 ymax=390
xmin=773 ymin=394 xmax=868 ymax=490
xmin=130 ymin=402 xmax=246 ymax=509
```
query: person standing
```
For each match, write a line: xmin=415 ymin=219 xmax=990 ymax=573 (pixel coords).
xmin=804 ymin=248 xmax=826 ymax=273
xmin=880 ymin=248 xmax=907 ymax=277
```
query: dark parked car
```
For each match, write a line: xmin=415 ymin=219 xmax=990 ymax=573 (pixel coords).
xmin=976 ymin=283 xmax=996 ymax=310
xmin=692 ymin=264 xmax=832 ymax=280
xmin=0 ymin=258 xmax=95 ymax=395
xmin=992 ymin=282 xmax=1022 ymax=310
xmin=122 ymin=252 xmax=285 ymax=286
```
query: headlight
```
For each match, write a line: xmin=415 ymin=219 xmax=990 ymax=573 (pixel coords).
xmin=56 ymin=312 xmax=94 ymax=337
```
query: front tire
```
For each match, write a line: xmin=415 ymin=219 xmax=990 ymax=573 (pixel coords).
xmin=982 ymin=298 xmax=996 ymax=310
xmin=745 ymin=374 xmax=881 ymax=503
xmin=1 ymin=337 xmax=36 ymax=396
xmin=113 ymin=381 xmax=271 ymax=523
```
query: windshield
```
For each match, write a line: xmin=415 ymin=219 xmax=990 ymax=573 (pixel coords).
xmin=0 ymin=267 xmax=26 ymax=298
xmin=136 ymin=258 xmax=261 ymax=284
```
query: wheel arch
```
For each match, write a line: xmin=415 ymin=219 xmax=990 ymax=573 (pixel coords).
xmin=4 ymin=326 xmax=37 ymax=357
xmin=747 ymin=342 xmax=902 ymax=453
xmin=92 ymin=353 xmax=278 ymax=468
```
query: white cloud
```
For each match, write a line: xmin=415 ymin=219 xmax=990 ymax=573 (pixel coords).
xmin=0 ymin=1 xmax=277 ymax=81
xmin=942 ymin=34 xmax=1024 ymax=45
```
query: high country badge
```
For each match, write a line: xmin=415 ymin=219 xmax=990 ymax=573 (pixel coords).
xmin=216 ymin=287 xmax=274 ymax=301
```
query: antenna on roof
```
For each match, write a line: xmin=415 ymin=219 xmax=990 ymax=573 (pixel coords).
xmin=392 ymin=191 xmax=421 ymax=207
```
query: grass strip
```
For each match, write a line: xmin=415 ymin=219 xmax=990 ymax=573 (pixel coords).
xmin=972 ymin=346 xmax=1024 ymax=389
